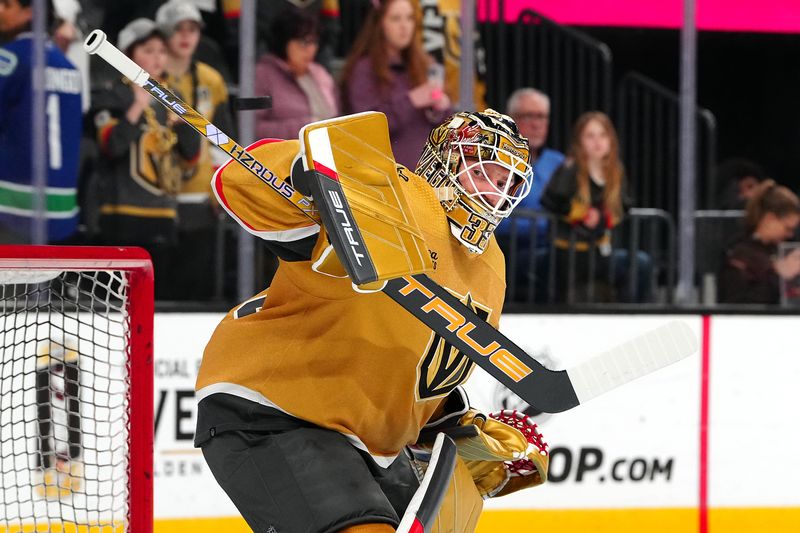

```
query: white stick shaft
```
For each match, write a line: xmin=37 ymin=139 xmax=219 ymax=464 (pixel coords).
xmin=83 ymin=30 xmax=151 ymax=87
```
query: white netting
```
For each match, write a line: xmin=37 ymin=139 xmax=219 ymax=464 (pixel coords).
xmin=0 ymin=271 xmax=131 ymax=533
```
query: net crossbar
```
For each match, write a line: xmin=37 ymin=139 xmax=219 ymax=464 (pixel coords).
xmin=0 ymin=247 xmax=153 ymax=533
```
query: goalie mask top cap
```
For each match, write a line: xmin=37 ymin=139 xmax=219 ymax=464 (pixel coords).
xmin=416 ymin=109 xmax=533 ymax=254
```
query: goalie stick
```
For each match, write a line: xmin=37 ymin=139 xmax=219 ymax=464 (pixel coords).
xmin=397 ymin=433 xmax=457 ymax=533
xmin=83 ymin=30 xmax=698 ymax=413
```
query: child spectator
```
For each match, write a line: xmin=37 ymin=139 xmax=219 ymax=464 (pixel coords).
xmin=254 ymin=6 xmax=338 ymax=141
xmin=157 ymin=0 xmax=233 ymax=301
xmin=341 ymin=0 xmax=450 ymax=169
xmin=718 ymin=180 xmax=800 ymax=304
xmin=89 ymin=18 xmax=200 ymax=299
xmin=0 ymin=0 xmax=82 ymax=243
xmin=541 ymin=111 xmax=651 ymax=303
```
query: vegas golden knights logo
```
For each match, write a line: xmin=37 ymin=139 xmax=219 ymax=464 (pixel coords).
xmin=416 ymin=293 xmax=489 ymax=400
xmin=130 ymin=106 xmax=183 ymax=196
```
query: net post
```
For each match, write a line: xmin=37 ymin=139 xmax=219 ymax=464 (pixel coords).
xmin=126 ymin=248 xmax=154 ymax=533
xmin=0 ymin=245 xmax=155 ymax=533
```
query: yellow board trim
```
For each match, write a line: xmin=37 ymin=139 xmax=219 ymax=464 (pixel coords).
xmin=148 ymin=507 xmax=800 ymax=533
xmin=7 ymin=508 xmax=798 ymax=533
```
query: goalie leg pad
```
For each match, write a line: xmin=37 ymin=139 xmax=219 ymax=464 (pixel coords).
xmin=430 ymin=456 xmax=484 ymax=533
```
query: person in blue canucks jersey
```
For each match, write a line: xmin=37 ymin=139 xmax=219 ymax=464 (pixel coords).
xmin=0 ymin=0 xmax=81 ymax=243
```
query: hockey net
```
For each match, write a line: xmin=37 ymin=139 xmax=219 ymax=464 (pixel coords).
xmin=0 ymin=246 xmax=153 ymax=533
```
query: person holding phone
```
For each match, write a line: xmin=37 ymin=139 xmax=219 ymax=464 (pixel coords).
xmin=340 ymin=0 xmax=450 ymax=169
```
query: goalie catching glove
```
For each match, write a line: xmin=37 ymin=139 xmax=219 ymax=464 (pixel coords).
xmin=413 ymin=389 xmax=548 ymax=498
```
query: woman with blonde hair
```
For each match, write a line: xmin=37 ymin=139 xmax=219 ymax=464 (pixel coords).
xmin=718 ymin=180 xmax=800 ymax=304
xmin=340 ymin=0 xmax=450 ymax=168
xmin=541 ymin=111 xmax=650 ymax=303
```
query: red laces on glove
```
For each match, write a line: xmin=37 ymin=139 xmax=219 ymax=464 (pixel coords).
xmin=489 ymin=409 xmax=548 ymax=476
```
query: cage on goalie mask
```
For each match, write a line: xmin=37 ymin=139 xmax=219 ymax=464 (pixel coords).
xmin=416 ymin=109 xmax=533 ymax=254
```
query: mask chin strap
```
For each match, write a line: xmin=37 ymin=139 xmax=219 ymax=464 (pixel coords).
xmin=436 ymin=186 xmax=457 ymax=202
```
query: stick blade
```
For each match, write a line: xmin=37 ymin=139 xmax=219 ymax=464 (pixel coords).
xmin=567 ymin=320 xmax=698 ymax=405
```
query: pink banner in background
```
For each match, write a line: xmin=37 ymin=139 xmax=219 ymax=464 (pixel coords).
xmin=481 ymin=0 xmax=800 ymax=33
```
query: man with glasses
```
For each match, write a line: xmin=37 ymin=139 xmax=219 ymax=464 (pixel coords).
xmin=496 ymin=88 xmax=564 ymax=300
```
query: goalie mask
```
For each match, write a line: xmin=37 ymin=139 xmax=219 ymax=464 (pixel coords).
xmin=416 ymin=109 xmax=533 ymax=254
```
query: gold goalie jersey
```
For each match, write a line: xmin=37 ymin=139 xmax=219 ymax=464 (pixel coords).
xmin=195 ymin=139 xmax=506 ymax=464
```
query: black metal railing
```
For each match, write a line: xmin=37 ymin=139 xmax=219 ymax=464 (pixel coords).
xmin=616 ymin=72 xmax=718 ymax=212
xmin=211 ymin=216 xmax=280 ymax=303
xmin=193 ymin=208 xmax=800 ymax=313
xmin=336 ymin=0 xmax=371 ymax=58
xmin=501 ymin=208 xmax=675 ymax=306
xmin=480 ymin=7 xmax=613 ymax=151
xmin=693 ymin=209 xmax=744 ymax=304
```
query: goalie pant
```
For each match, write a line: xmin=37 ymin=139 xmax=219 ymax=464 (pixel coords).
xmin=197 ymin=394 xmax=484 ymax=533
xmin=197 ymin=394 xmax=421 ymax=532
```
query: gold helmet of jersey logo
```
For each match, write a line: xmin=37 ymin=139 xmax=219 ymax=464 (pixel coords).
xmin=416 ymin=109 xmax=533 ymax=254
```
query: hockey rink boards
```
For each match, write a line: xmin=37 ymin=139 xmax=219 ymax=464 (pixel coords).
xmin=146 ymin=313 xmax=800 ymax=533
xmin=5 ymin=312 xmax=798 ymax=532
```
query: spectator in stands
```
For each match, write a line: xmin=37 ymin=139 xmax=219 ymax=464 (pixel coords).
xmin=52 ymin=0 xmax=89 ymax=110
xmin=89 ymin=19 xmax=200 ymax=299
xmin=541 ymin=111 xmax=651 ymax=303
xmin=341 ymin=0 xmax=450 ymax=169
xmin=254 ymin=6 xmax=338 ymax=141
xmin=718 ymin=180 xmax=800 ymax=304
xmin=715 ymin=157 xmax=766 ymax=210
xmin=157 ymin=0 xmax=233 ymax=301
xmin=219 ymin=0 xmax=340 ymax=75
xmin=0 ymin=0 xmax=82 ymax=244
xmin=495 ymin=88 xmax=564 ymax=301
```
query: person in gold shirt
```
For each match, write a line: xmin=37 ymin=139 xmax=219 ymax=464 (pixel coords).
xmin=194 ymin=110 xmax=548 ymax=532
xmin=156 ymin=0 xmax=234 ymax=300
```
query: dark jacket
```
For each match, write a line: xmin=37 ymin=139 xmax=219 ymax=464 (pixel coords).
xmin=90 ymin=77 xmax=200 ymax=246
xmin=540 ymin=162 xmax=628 ymax=249
xmin=718 ymin=236 xmax=781 ymax=304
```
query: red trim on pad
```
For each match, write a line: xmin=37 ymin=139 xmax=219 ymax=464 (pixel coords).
xmin=314 ymin=160 xmax=339 ymax=181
